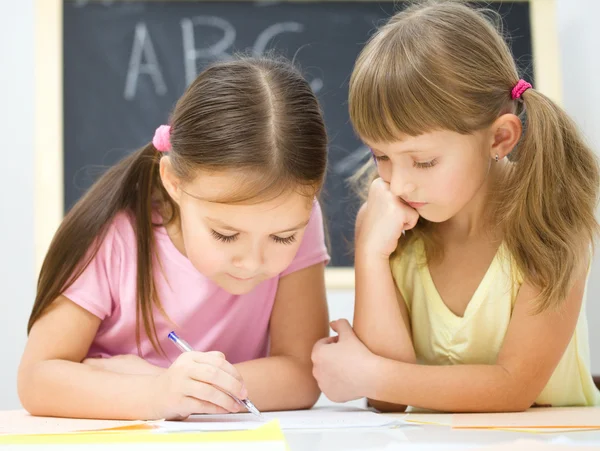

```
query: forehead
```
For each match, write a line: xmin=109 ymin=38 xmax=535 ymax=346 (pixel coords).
xmin=182 ymin=168 xmax=316 ymax=203
xmin=181 ymin=170 xmax=314 ymax=227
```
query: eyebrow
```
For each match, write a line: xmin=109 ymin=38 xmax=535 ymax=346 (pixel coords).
xmin=206 ymin=217 xmax=310 ymax=234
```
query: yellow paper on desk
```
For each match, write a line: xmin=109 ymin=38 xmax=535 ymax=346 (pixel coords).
xmin=0 ymin=419 xmax=284 ymax=445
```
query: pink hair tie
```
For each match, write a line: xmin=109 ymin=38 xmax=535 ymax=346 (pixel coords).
xmin=152 ymin=125 xmax=172 ymax=152
xmin=511 ymin=79 xmax=532 ymax=100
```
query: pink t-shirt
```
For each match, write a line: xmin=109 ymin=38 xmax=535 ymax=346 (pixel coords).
xmin=63 ymin=202 xmax=329 ymax=367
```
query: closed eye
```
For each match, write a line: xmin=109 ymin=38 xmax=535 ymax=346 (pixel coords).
xmin=413 ymin=159 xmax=437 ymax=169
xmin=271 ymin=234 xmax=297 ymax=245
xmin=211 ymin=230 xmax=238 ymax=243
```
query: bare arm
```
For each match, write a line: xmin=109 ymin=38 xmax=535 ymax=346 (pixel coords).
xmin=365 ymin=270 xmax=587 ymax=412
xmin=236 ymin=263 xmax=329 ymax=411
xmin=18 ymin=297 xmax=159 ymax=420
xmin=19 ymin=296 xmax=245 ymax=420
xmin=353 ymin=204 xmax=416 ymax=412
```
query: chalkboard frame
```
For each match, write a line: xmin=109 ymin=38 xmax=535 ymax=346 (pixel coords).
xmin=35 ymin=0 xmax=561 ymax=290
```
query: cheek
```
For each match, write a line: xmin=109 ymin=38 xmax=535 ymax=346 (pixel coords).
xmin=179 ymin=218 xmax=227 ymax=274
xmin=433 ymin=160 xmax=485 ymax=203
xmin=377 ymin=162 xmax=392 ymax=183
xmin=263 ymin=236 xmax=306 ymax=275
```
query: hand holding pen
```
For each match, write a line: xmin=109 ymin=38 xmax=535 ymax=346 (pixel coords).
xmin=168 ymin=331 xmax=263 ymax=419
xmin=149 ymin=333 xmax=253 ymax=421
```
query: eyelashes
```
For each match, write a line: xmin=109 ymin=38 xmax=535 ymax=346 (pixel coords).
xmin=413 ymin=159 xmax=437 ymax=169
xmin=271 ymin=235 xmax=297 ymax=245
xmin=371 ymin=152 xmax=437 ymax=169
xmin=211 ymin=230 xmax=238 ymax=243
xmin=210 ymin=230 xmax=297 ymax=245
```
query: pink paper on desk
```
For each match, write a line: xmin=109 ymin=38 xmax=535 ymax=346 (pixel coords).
xmin=452 ymin=407 xmax=600 ymax=430
xmin=0 ymin=410 xmax=153 ymax=435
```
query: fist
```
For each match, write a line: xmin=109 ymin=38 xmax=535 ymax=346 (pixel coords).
xmin=356 ymin=178 xmax=420 ymax=259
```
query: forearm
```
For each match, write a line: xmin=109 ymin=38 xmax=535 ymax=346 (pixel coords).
xmin=18 ymin=360 xmax=159 ymax=420
xmin=368 ymin=357 xmax=532 ymax=412
xmin=354 ymin=253 xmax=415 ymax=363
xmin=236 ymin=356 xmax=319 ymax=411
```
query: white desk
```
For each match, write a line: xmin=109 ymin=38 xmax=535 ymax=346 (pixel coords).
xmin=285 ymin=420 xmax=600 ymax=450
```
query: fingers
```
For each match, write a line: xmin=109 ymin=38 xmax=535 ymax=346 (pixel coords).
xmin=181 ymin=396 xmax=232 ymax=415
xmin=329 ymin=319 xmax=353 ymax=335
xmin=403 ymin=209 xmax=420 ymax=231
xmin=82 ymin=358 xmax=103 ymax=367
xmin=183 ymin=379 xmax=241 ymax=413
xmin=189 ymin=352 xmax=244 ymax=383
xmin=187 ymin=363 xmax=246 ymax=400
xmin=322 ymin=336 xmax=339 ymax=345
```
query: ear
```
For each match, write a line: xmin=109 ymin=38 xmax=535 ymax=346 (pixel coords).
xmin=159 ymin=156 xmax=182 ymax=204
xmin=489 ymin=113 xmax=522 ymax=160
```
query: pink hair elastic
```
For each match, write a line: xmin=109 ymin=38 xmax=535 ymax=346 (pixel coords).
xmin=511 ymin=79 xmax=532 ymax=100
xmin=152 ymin=125 xmax=172 ymax=152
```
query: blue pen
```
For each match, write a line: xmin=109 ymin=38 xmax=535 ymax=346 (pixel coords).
xmin=167 ymin=331 xmax=263 ymax=419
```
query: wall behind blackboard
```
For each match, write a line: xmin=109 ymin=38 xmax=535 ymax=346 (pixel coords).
xmin=64 ymin=1 xmax=533 ymax=269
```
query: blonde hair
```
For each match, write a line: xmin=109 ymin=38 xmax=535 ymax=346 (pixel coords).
xmin=349 ymin=0 xmax=599 ymax=311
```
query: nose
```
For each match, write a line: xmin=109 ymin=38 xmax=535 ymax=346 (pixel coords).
xmin=389 ymin=167 xmax=416 ymax=198
xmin=232 ymin=242 xmax=263 ymax=273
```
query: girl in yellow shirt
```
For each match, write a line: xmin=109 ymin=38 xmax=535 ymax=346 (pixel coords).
xmin=311 ymin=1 xmax=600 ymax=412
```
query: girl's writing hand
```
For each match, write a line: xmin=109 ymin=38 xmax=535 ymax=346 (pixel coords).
xmin=357 ymin=178 xmax=420 ymax=259
xmin=83 ymin=354 xmax=165 ymax=376
xmin=152 ymin=351 xmax=247 ymax=420
xmin=311 ymin=319 xmax=377 ymax=403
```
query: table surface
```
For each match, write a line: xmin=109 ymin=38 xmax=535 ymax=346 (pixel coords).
xmin=284 ymin=412 xmax=600 ymax=451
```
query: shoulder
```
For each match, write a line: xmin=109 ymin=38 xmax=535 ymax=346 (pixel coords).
xmin=97 ymin=210 xmax=140 ymax=257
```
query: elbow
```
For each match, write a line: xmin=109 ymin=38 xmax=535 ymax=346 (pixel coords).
xmin=502 ymin=393 xmax=535 ymax=413
xmin=17 ymin=362 xmax=45 ymax=416
xmin=301 ymin=384 xmax=322 ymax=410
xmin=490 ymin=381 xmax=537 ymax=413
xmin=301 ymin=366 xmax=323 ymax=409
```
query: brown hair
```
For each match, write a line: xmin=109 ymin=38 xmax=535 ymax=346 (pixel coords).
xmin=28 ymin=56 xmax=328 ymax=353
xmin=349 ymin=1 xmax=599 ymax=311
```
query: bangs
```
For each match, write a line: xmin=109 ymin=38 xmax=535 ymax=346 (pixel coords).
xmin=349 ymin=22 xmax=474 ymax=143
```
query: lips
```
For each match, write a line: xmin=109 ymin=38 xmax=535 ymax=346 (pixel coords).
xmin=229 ymin=274 xmax=255 ymax=281
xmin=405 ymin=201 xmax=427 ymax=209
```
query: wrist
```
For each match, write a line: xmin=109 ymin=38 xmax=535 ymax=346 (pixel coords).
xmin=147 ymin=373 xmax=167 ymax=420
xmin=363 ymin=353 xmax=385 ymax=400
xmin=355 ymin=248 xmax=392 ymax=266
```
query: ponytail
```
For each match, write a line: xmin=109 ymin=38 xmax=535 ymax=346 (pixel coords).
xmin=29 ymin=143 xmax=173 ymax=356
xmin=496 ymin=89 xmax=600 ymax=311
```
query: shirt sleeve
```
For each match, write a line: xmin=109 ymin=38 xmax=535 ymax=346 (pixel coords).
xmin=62 ymin=218 xmax=124 ymax=320
xmin=280 ymin=200 xmax=330 ymax=277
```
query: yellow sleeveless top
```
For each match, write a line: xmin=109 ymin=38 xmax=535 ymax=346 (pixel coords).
xmin=390 ymin=238 xmax=599 ymax=407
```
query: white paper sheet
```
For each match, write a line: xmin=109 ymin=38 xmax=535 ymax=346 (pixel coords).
xmin=160 ymin=407 xmax=399 ymax=432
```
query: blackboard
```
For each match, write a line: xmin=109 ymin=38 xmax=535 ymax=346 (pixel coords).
xmin=64 ymin=1 xmax=533 ymax=267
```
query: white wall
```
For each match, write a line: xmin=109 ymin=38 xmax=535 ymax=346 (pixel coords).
xmin=0 ymin=0 xmax=36 ymax=409
xmin=0 ymin=1 xmax=599 ymax=411
xmin=557 ymin=0 xmax=600 ymax=374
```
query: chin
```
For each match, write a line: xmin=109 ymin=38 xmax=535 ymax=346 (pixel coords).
xmin=418 ymin=211 xmax=449 ymax=223
xmin=214 ymin=278 xmax=260 ymax=295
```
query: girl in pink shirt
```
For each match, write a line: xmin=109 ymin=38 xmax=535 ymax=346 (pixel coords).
xmin=19 ymin=57 xmax=330 ymax=421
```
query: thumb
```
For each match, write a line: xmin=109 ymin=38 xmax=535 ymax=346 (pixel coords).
xmin=330 ymin=319 xmax=354 ymax=337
